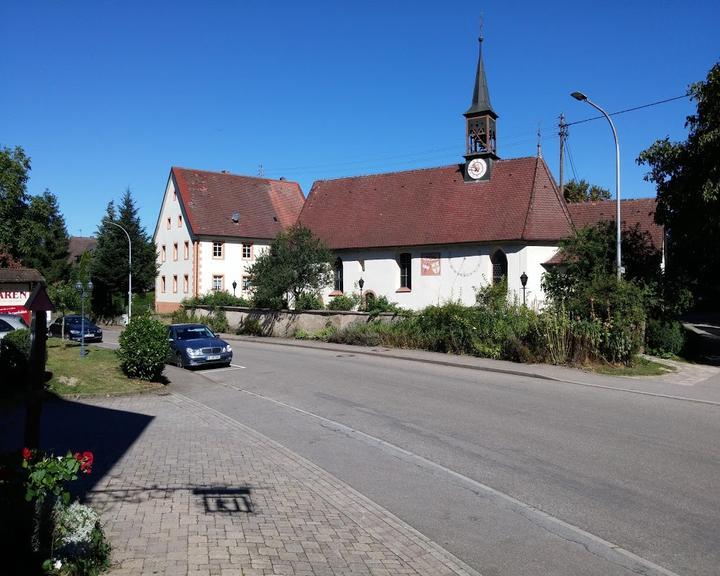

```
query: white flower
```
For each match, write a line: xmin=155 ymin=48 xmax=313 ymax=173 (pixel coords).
xmin=53 ymin=559 xmax=63 ymax=569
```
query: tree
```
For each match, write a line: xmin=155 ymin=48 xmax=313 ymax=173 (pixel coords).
xmin=16 ymin=191 xmax=70 ymax=283
xmin=0 ymin=146 xmax=70 ymax=282
xmin=563 ymin=179 xmax=611 ymax=203
xmin=0 ymin=146 xmax=31 ymax=250
xmin=637 ymin=61 xmax=720 ymax=306
xmin=248 ymin=224 xmax=332 ymax=309
xmin=91 ymin=190 xmax=158 ymax=318
xmin=542 ymin=221 xmax=661 ymax=308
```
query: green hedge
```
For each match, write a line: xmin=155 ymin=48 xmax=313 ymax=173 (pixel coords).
xmin=117 ymin=316 xmax=169 ymax=381
xmin=0 ymin=328 xmax=31 ymax=388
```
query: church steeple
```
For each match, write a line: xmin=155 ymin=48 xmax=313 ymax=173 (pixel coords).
xmin=463 ymin=34 xmax=499 ymax=182
xmin=465 ymin=36 xmax=495 ymax=117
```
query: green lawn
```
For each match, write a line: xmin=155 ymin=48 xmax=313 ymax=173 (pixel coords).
xmin=593 ymin=356 xmax=675 ymax=377
xmin=46 ymin=339 xmax=165 ymax=396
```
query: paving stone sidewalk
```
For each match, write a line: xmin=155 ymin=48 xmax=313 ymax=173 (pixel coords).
xmin=82 ymin=392 xmax=481 ymax=576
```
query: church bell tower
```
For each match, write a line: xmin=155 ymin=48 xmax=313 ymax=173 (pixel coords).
xmin=463 ymin=35 xmax=498 ymax=182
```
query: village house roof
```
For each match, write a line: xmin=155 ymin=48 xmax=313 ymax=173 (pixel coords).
xmin=543 ymin=198 xmax=663 ymax=266
xmin=567 ymin=198 xmax=663 ymax=248
xmin=170 ymin=167 xmax=305 ymax=239
xmin=0 ymin=267 xmax=45 ymax=284
xmin=298 ymin=156 xmax=573 ymax=250
xmin=68 ymin=236 xmax=97 ymax=263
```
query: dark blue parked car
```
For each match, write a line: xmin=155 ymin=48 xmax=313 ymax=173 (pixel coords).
xmin=49 ymin=315 xmax=103 ymax=342
xmin=168 ymin=323 xmax=233 ymax=369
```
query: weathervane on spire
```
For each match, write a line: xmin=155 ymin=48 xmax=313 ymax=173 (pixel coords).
xmin=537 ymin=124 xmax=543 ymax=158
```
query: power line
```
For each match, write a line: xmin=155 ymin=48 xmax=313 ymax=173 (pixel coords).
xmin=566 ymin=94 xmax=688 ymax=127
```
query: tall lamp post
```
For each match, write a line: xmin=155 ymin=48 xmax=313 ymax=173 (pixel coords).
xmin=75 ymin=280 xmax=93 ymax=358
xmin=570 ymin=91 xmax=622 ymax=279
xmin=232 ymin=281 xmax=237 ymax=297
xmin=358 ymin=278 xmax=365 ymax=308
xmin=520 ymin=272 xmax=528 ymax=307
xmin=108 ymin=221 xmax=133 ymax=321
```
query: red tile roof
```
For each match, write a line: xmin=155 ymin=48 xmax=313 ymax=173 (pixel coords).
xmin=68 ymin=236 xmax=97 ymax=263
xmin=171 ymin=167 xmax=305 ymax=239
xmin=298 ymin=157 xmax=573 ymax=250
xmin=567 ymin=198 xmax=663 ymax=248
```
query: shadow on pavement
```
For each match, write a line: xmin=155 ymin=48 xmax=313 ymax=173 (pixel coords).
xmin=1 ymin=393 xmax=154 ymax=498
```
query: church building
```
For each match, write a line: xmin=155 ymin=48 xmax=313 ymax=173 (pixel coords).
xmin=297 ymin=37 xmax=573 ymax=308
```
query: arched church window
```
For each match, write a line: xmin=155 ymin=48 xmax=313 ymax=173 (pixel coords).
xmin=491 ymin=250 xmax=507 ymax=285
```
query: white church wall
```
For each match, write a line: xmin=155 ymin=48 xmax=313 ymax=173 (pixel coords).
xmin=326 ymin=243 xmax=559 ymax=311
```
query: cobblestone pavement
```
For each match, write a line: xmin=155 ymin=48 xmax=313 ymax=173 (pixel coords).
xmin=83 ymin=393 xmax=481 ymax=576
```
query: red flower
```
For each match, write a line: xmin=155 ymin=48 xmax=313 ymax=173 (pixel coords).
xmin=22 ymin=447 xmax=32 ymax=460
xmin=75 ymin=451 xmax=94 ymax=474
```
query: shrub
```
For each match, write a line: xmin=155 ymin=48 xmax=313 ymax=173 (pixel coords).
xmin=646 ymin=318 xmax=685 ymax=357
xmin=313 ymin=322 xmax=338 ymax=342
xmin=295 ymin=292 xmax=324 ymax=311
xmin=204 ymin=308 xmax=229 ymax=333
xmin=293 ymin=328 xmax=311 ymax=340
xmin=363 ymin=295 xmax=401 ymax=315
xmin=184 ymin=291 xmax=251 ymax=307
xmin=327 ymin=322 xmax=382 ymax=346
xmin=117 ymin=315 xmax=169 ymax=381
xmin=327 ymin=293 xmax=360 ymax=311
xmin=237 ymin=318 xmax=264 ymax=336
xmin=0 ymin=328 xmax=31 ymax=386
xmin=171 ymin=307 xmax=196 ymax=324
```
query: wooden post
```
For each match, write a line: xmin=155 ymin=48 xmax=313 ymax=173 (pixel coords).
xmin=24 ymin=310 xmax=47 ymax=449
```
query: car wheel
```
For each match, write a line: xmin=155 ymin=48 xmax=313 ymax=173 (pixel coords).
xmin=175 ymin=353 xmax=185 ymax=369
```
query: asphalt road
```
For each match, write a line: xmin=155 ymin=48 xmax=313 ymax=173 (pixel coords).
xmin=155 ymin=338 xmax=717 ymax=575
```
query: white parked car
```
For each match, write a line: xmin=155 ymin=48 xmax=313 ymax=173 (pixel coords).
xmin=0 ymin=313 xmax=29 ymax=339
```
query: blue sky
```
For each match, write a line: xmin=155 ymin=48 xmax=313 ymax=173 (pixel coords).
xmin=2 ymin=1 xmax=718 ymax=237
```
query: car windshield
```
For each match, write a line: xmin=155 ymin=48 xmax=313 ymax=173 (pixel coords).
xmin=66 ymin=317 xmax=92 ymax=325
xmin=176 ymin=326 xmax=215 ymax=340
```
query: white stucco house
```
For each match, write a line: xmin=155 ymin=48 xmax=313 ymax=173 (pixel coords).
xmin=153 ymin=167 xmax=304 ymax=313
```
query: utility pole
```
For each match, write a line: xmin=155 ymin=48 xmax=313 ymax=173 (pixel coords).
xmin=558 ymin=114 xmax=567 ymax=199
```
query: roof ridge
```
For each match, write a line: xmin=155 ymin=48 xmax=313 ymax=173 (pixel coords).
xmin=171 ymin=166 xmax=300 ymax=186
xmin=312 ymin=156 xmax=540 ymax=186
xmin=312 ymin=164 xmax=462 ymax=184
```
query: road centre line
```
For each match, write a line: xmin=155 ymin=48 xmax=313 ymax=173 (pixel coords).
xmin=226 ymin=383 xmax=682 ymax=576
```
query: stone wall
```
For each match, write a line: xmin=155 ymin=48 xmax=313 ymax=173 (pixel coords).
xmin=188 ymin=306 xmax=398 ymax=338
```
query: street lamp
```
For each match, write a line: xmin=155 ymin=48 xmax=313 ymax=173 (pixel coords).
xmin=358 ymin=277 xmax=364 ymax=306
xmin=232 ymin=281 xmax=237 ymax=297
xmin=520 ymin=272 xmax=528 ymax=306
xmin=570 ymin=91 xmax=622 ymax=279
xmin=75 ymin=280 xmax=93 ymax=358
xmin=108 ymin=221 xmax=132 ymax=321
